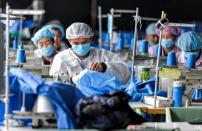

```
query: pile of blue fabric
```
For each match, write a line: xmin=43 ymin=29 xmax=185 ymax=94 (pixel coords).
xmin=1 ymin=68 xmax=166 ymax=129
xmin=73 ymin=69 xmax=166 ymax=102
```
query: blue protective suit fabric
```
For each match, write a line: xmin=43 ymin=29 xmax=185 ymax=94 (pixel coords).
xmin=10 ymin=68 xmax=45 ymax=94
xmin=8 ymin=68 xmax=85 ymax=129
xmin=125 ymin=79 xmax=142 ymax=101
xmin=10 ymin=20 xmax=35 ymax=32
xmin=73 ymin=69 xmax=165 ymax=102
xmin=192 ymin=89 xmax=202 ymax=100
xmin=7 ymin=68 xmax=167 ymax=128
xmin=125 ymin=78 xmax=166 ymax=102
xmin=37 ymin=82 xmax=85 ymax=129
xmin=73 ymin=69 xmax=125 ymax=96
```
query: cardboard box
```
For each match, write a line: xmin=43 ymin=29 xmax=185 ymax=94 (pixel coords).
xmin=144 ymin=96 xmax=172 ymax=108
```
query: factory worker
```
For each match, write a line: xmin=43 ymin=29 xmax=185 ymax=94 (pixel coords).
xmin=43 ymin=24 xmax=69 ymax=51
xmin=145 ymin=23 xmax=159 ymax=56
xmin=146 ymin=23 xmax=159 ymax=46
xmin=136 ymin=23 xmax=158 ymax=56
xmin=176 ymin=31 xmax=202 ymax=66
xmin=157 ymin=26 xmax=180 ymax=93
xmin=177 ymin=31 xmax=202 ymax=101
xmin=50 ymin=22 xmax=130 ymax=84
xmin=32 ymin=28 xmax=56 ymax=65
xmin=151 ymin=26 xmax=181 ymax=57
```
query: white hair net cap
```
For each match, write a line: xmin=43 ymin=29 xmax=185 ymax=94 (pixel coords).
xmin=176 ymin=31 xmax=202 ymax=52
xmin=66 ymin=22 xmax=94 ymax=39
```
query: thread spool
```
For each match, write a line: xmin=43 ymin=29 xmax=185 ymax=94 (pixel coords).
xmin=16 ymin=44 xmax=26 ymax=64
xmin=123 ymin=32 xmax=131 ymax=45
xmin=154 ymin=45 xmax=162 ymax=57
xmin=116 ymin=33 xmax=124 ymax=50
xmin=172 ymin=81 xmax=184 ymax=107
xmin=130 ymin=38 xmax=134 ymax=50
xmin=103 ymin=33 xmax=110 ymax=43
xmin=185 ymin=54 xmax=196 ymax=69
xmin=167 ymin=51 xmax=177 ymax=66
xmin=139 ymin=40 xmax=148 ymax=54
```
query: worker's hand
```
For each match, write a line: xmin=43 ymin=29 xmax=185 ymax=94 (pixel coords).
xmin=89 ymin=61 xmax=103 ymax=72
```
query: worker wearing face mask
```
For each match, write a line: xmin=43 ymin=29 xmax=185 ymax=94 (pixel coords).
xmin=49 ymin=22 xmax=130 ymax=84
xmin=144 ymin=23 xmax=159 ymax=56
xmin=146 ymin=23 xmax=159 ymax=46
xmin=177 ymin=31 xmax=202 ymax=66
xmin=176 ymin=31 xmax=202 ymax=101
xmin=158 ymin=26 xmax=181 ymax=56
xmin=32 ymin=28 xmax=56 ymax=65
xmin=42 ymin=24 xmax=69 ymax=52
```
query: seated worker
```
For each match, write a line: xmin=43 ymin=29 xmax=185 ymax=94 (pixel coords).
xmin=43 ymin=24 xmax=69 ymax=52
xmin=176 ymin=31 xmax=202 ymax=66
xmin=146 ymin=23 xmax=159 ymax=46
xmin=136 ymin=23 xmax=158 ymax=56
xmin=145 ymin=23 xmax=159 ymax=56
xmin=151 ymin=26 xmax=181 ymax=57
xmin=31 ymin=28 xmax=57 ymax=65
xmin=176 ymin=31 xmax=202 ymax=101
xmin=49 ymin=22 xmax=130 ymax=84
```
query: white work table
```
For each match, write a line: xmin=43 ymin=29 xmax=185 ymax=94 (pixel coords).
xmin=1 ymin=122 xmax=202 ymax=131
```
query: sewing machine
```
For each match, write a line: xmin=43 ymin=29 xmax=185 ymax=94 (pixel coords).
xmin=159 ymin=66 xmax=202 ymax=106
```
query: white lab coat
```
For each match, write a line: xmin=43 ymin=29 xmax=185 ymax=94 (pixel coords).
xmin=49 ymin=47 xmax=130 ymax=84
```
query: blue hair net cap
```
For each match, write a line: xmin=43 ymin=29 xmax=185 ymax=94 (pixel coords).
xmin=31 ymin=28 xmax=55 ymax=45
xmin=145 ymin=23 xmax=157 ymax=35
xmin=176 ymin=31 xmax=202 ymax=51
xmin=43 ymin=24 xmax=65 ymax=38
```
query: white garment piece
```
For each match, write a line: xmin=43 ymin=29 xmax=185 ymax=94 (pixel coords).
xmin=49 ymin=47 xmax=130 ymax=84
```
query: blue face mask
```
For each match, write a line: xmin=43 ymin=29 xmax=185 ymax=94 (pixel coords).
xmin=161 ymin=39 xmax=174 ymax=48
xmin=40 ymin=45 xmax=55 ymax=57
xmin=71 ymin=43 xmax=91 ymax=56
